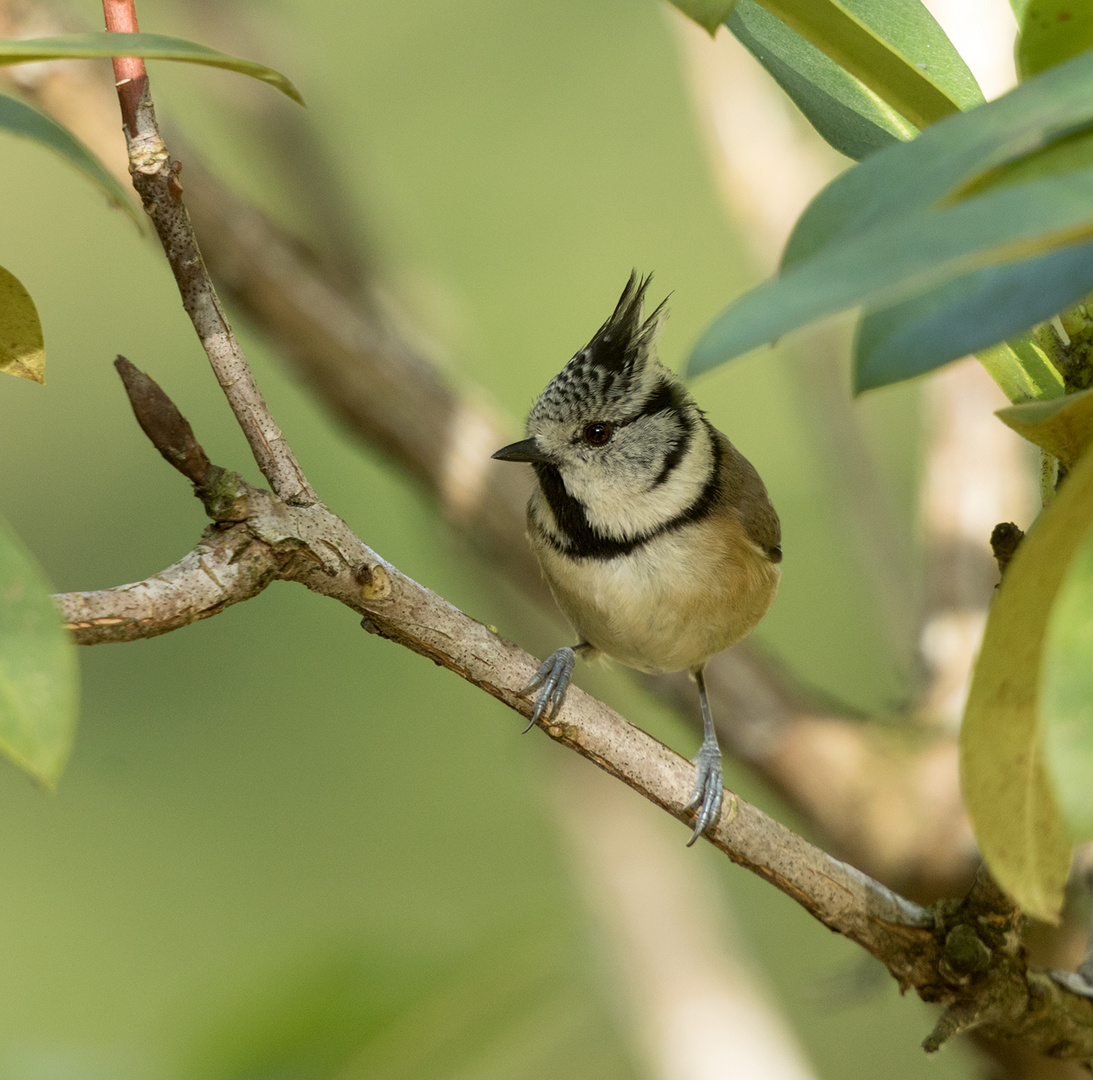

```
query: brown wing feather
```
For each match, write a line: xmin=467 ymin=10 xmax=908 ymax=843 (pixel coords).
xmin=714 ymin=431 xmax=782 ymax=563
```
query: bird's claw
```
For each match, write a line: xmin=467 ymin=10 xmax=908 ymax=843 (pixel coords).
xmin=519 ymin=647 xmax=576 ymax=732
xmin=683 ymin=740 xmax=723 ymax=846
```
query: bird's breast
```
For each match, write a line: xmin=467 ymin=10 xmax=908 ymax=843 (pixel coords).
xmin=529 ymin=512 xmax=779 ymax=674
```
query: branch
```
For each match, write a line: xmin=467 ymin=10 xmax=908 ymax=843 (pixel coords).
xmin=27 ymin=0 xmax=1093 ymax=1050
xmin=59 ymin=364 xmax=938 ymax=979
xmin=51 ymin=362 xmax=1093 ymax=1062
xmin=0 ymin=0 xmax=977 ymax=900
xmin=102 ymin=0 xmax=315 ymax=506
xmin=59 ymin=520 xmax=278 ymax=644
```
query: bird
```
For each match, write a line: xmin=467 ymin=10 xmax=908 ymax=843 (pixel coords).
xmin=492 ymin=272 xmax=781 ymax=845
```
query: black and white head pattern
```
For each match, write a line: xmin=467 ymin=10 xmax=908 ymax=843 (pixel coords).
xmin=525 ymin=272 xmax=720 ymax=558
xmin=529 ymin=271 xmax=666 ymax=430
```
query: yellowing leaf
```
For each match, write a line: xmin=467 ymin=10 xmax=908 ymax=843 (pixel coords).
xmin=959 ymin=447 xmax=1093 ymax=921
xmin=1041 ymin=526 xmax=1093 ymax=840
xmin=997 ymin=387 xmax=1093 ymax=463
xmin=0 ymin=265 xmax=44 ymax=383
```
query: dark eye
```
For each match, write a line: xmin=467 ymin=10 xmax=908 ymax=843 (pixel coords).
xmin=583 ymin=422 xmax=613 ymax=446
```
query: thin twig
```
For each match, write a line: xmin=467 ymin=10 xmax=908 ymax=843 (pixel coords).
xmin=101 ymin=0 xmax=316 ymax=506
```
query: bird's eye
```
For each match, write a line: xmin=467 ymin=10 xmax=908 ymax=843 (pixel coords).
xmin=583 ymin=422 xmax=613 ymax=446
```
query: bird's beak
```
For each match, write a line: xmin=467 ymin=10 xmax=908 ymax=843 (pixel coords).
xmin=491 ymin=438 xmax=552 ymax=464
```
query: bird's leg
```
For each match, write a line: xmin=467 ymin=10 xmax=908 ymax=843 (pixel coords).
xmin=520 ymin=642 xmax=594 ymax=733
xmin=684 ymin=666 xmax=723 ymax=845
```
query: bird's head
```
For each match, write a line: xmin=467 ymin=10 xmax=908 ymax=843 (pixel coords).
xmin=493 ymin=273 xmax=699 ymax=512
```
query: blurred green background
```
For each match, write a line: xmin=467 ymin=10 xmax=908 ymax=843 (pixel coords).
xmin=0 ymin=0 xmax=974 ymax=1077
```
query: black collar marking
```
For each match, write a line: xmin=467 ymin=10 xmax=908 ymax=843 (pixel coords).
xmin=533 ymin=423 xmax=723 ymax=561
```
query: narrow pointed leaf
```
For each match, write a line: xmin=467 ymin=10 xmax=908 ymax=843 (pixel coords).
xmin=0 ymin=516 xmax=78 ymax=787
xmin=0 ymin=33 xmax=302 ymax=104
xmin=853 ymin=245 xmax=1092 ymax=393
xmin=0 ymin=91 xmax=139 ymax=227
xmin=955 ymin=122 xmax=1093 ymax=199
xmin=0 ymin=265 xmax=45 ymax=383
xmin=959 ymin=448 xmax=1093 ymax=920
xmin=688 ymin=51 xmax=1093 ymax=379
xmin=782 ymin=49 xmax=1093 ymax=273
xmin=728 ymin=1 xmax=913 ymax=160
xmin=1017 ymin=0 xmax=1093 ymax=80
xmin=689 ymin=167 xmax=1093 ymax=378
xmin=752 ymin=0 xmax=979 ymax=129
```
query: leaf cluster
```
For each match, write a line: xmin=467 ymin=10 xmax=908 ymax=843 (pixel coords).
xmin=669 ymin=0 xmax=1093 ymax=922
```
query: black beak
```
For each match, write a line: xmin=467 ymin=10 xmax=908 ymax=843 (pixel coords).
xmin=491 ymin=438 xmax=552 ymax=464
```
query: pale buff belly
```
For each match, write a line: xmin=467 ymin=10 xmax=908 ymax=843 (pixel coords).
xmin=532 ymin=524 xmax=779 ymax=675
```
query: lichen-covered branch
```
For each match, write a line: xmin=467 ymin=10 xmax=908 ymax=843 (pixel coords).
xmin=58 ymin=520 xmax=279 ymax=644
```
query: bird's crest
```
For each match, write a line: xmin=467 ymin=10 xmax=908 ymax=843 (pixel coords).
xmin=584 ymin=271 xmax=667 ymax=375
xmin=531 ymin=272 xmax=668 ymax=424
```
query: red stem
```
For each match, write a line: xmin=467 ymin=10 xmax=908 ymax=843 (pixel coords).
xmin=102 ymin=0 xmax=146 ymax=136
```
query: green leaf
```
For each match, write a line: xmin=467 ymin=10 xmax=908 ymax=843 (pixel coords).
xmin=959 ymin=446 xmax=1093 ymax=920
xmin=751 ymin=0 xmax=980 ymax=129
xmin=0 ymin=33 xmax=303 ymax=104
xmin=0 ymin=91 xmax=140 ymax=228
xmin=997 ymin=385 xmax=1093 ymax=461
xmin=670 ymin=0 xmax=739 ymax=34
xmin=0 ymin=265 xmax=45 ymax=383
xmin=728 ymin=1 xmax=914 ymax=161
xmin=976 ymin=336 xmax=1066 ymax=405
xmin=1017 ymin=0 xmax=1093 ymax=81
xmin=689 ymin=166 xmax=1093 ymax=379
xmin=1041 ymin=523 xmax=1093 ymax=841
xmin=852 ymin=246 xmax=1089 ymax=395
xmin=687 ymin=49 xmax=1093 ymax=380
xmin=955 ymin=122 xmax=1093 ymax=198
xmin=782 ymin=49 xmax=1093 ymax=272
xmin=0 ymin=515 xmax=78 ymax=787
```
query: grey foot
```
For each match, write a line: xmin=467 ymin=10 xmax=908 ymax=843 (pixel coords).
xmin=520 ymin=647 xmax=576 ymax=732
xmin=683 ymin=741 xmax=723 ymax=846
